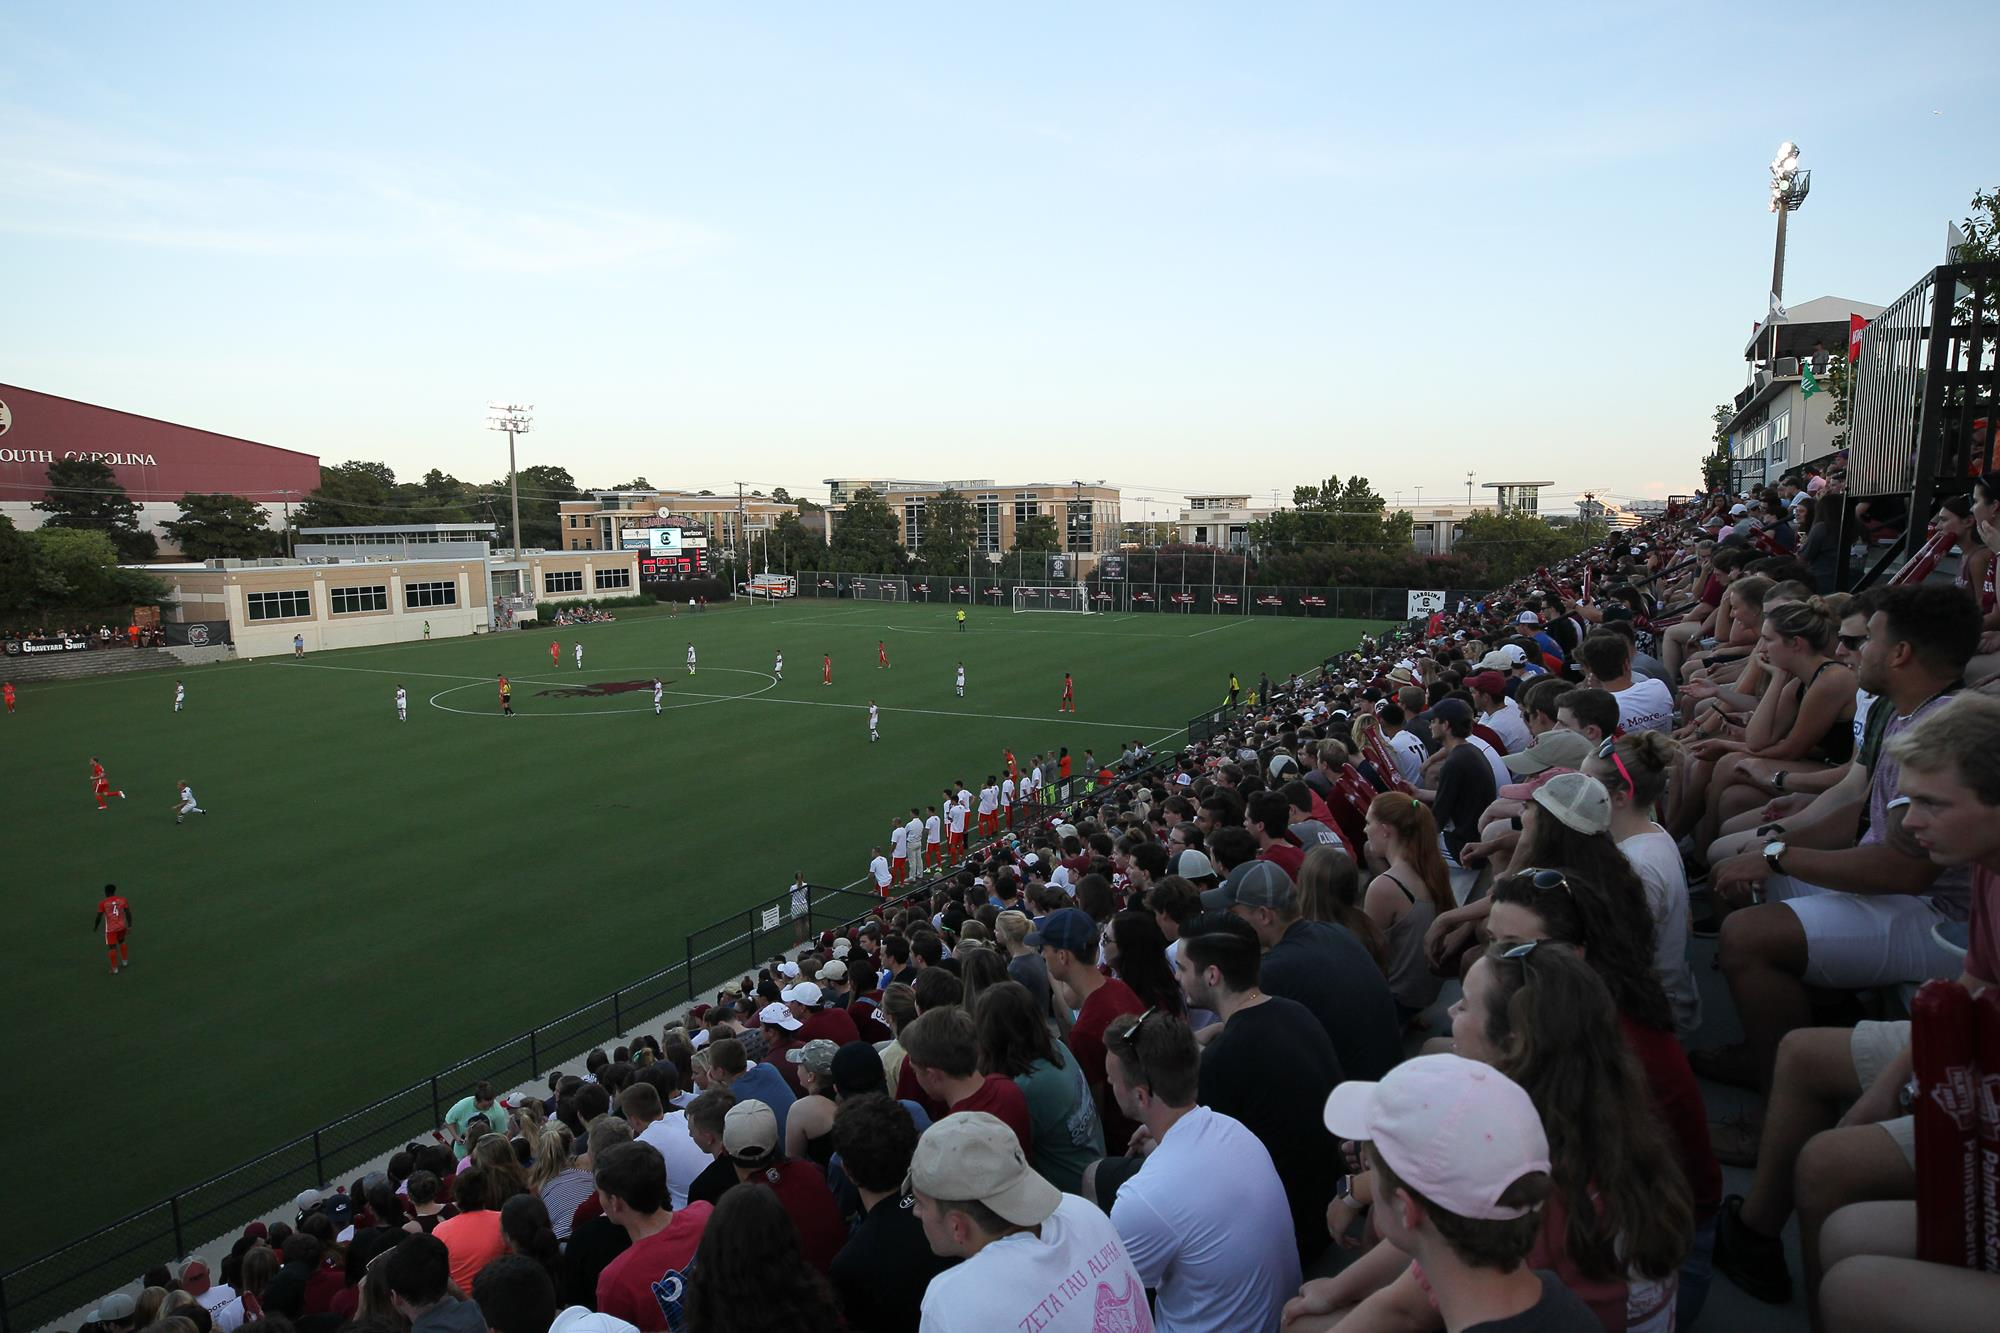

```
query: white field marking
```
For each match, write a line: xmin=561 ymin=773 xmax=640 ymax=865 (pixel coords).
xmin=428 ymin=669 xmax=778 ymax=717
xmin=778 ymin=606 xmax=1255 ymax=640
xmin=293 ymin=657 xmax=1181 ymax=733
xmin=1191 ymin=617 xmax=1251 ymax=637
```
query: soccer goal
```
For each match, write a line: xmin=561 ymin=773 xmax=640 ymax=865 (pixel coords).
xmin=1013 ymin=584 xmax=1094 ymax=614
xmin=870 ymin=577 xmax=909 ymax=601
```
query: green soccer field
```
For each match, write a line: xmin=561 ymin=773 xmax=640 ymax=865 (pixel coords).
xmin=2 ymin=599 xmax=1386 ymax=1273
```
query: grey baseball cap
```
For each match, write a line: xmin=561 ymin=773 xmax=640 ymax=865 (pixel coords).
xmin=1199 ymin=859 xmax=1296 ymax=913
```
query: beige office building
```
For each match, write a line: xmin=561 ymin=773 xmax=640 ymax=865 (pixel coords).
xmin=832 ymin=480 xmax=1122 ymax=558
xmin=557 ymin=490 xmax=798 ymax=555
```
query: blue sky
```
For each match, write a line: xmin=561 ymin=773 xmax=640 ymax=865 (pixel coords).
xmin=2 ymin=3 xmax=1993 ymax=519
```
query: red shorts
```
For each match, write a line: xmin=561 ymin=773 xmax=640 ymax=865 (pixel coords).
xmin=105 ymin=930 xmax=126 ymax=947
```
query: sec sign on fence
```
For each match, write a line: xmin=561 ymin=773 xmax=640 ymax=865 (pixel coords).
xmin=1407 ymin=589 xmax=1446 ymax=618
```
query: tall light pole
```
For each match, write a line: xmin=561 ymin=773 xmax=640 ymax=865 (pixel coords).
xmin=486 ymin=403 xmax=533 ymax=557
xmin=1766 ymin=142 xmax=1811 ymax=362
xmin=1464 ymin=470 xmax=1476 ymax=505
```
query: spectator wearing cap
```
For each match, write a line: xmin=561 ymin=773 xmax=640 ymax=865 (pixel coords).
xmin=1202 ymin=859 xmax=1400 ymax=1081
xmin=619 ymin=1082 xmax=709 ymax=1213
xmin=784 ymin=979 xmax=861 ymax=1048
xmin=828 ymin=1095 xmax=956 ymax=1333
xmin=385 ymin=1234 xmax=488 ymax=1333
xmin=1468 ymin=668 xmax=1532 ymax=753
xmin=1032 ymin=907 xmax=1145 ymax=1154
xmin=702 ymin=1037 xmax=795 ymax=1142
xmin=901 ymin=1005 xmax=1035 ymax=1159
xmin=1285 ymin=1055 xmax=1596 ymax=1332
xmin=1415 ymin=697 xmax=1497 ymax=899
xmin=816 ymin=958 xmax=854 ymax=1010
xmin=780 ymin=1038 xmax=842 ymax=1164
xmin=89 ymin=1292 xmax=138 ymax=1333
xmin=910 ymin=1112 xmax=1150 ymax=1333
xmin=1175 ymin=912 xmax=1343 ymax=1265
xmin=720 ymin=1098 xmax=848 ymax=1274
xmin=590 ymin=1141 xmax=712 ymax=1331
xmin=180 ymin=1260 xmax=235 ymax=1323
xmin=1095 ymin=1009 xmax=1299 ymax=1333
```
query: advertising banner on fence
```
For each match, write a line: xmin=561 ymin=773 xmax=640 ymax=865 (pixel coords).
xmin=161 ymin=620 xmax=232 ymax=647
xmin=4 ymin=634 xmax=91 ymax=655
xmin=1407 ymin=589 xmax=1446 ymax=617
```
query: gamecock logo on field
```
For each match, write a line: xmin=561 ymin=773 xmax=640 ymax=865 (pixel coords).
xmin=535 ymin=679 xmax=657 ymax=699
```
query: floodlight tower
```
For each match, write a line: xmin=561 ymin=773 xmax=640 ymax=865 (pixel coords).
xmin=1766 ymin=142 xmax=1811 ymax=361
xmin=486 ymin=403 xmax=534 ymax=557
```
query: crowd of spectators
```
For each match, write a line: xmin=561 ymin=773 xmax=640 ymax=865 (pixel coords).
xmin=72 ymin=471 xmax=2000 ymax=1332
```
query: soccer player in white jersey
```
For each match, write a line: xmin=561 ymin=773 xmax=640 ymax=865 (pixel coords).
xmin=687 ymin=643 xmax=697 ymax=675
xmin=977 ymin=778 xmax=999 ymax=838
xmin=395 ymin=685 xmax=408 ymax=722
xmin=174 ymin=780 xmax=206 ymax=824
xmin=1000 ymin=773 xmax=1016 ymax=826
xmin=774 ymin=651 xmax=784 ymax=681
xmin=948 ymin=793 xmax=969 ymax=857
xmin=956 ymin=781 xmax=972 ymax=817
xmin=868 ymin=700 xmax=880 ymax=742
xmin=889 ymin=817 xmax=909 ymax=885
xmin=955 ymin=661 xmax=965 ymax=697
xmin=574 ymin=642 xmax=583 ymax=669
xmin=652 ymin=678 xmax=664 ymax=716
xmin=924 ymin=805 xmax=943 ymax=870
xmin=174 ymin=680 xmax=185 ymax=713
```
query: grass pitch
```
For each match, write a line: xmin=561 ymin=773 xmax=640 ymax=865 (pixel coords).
xmin=2 ymin=600 xmax=1386 ymax=1270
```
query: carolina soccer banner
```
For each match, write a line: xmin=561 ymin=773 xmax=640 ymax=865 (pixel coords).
xmin=1849 ymin=313 xmax=1871 ymax=363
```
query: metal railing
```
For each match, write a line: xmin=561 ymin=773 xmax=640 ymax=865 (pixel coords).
xmin=789 ymin=574 xmax=1476 ymax=622
xmin=0 ymin=751 xmax=1177 ymax=1333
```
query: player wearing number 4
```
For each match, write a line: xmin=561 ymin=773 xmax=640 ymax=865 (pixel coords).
xmin=95 ymin=885 xmax=133 ymax=974
xmin=869 ymin=700 xmax=880 ymax=743
xmin=652 ymin=678 xmax=664 ymax=716
xmin=395 ymin=686 xmax=408 ymax=721
xmin=955 ymin=662 xmax=965 ymax=697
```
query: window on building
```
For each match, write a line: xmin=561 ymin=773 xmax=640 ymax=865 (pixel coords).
xmin=405 ymin=580 xmax=458 ymax=609
xmin=246 ymin=589 xmax=313 ymax=621
xmin=1014 ymin=499 xmax=1040 ymax=530
xmin=976 ymin=500 xmax=1001 ymax=553
xmin=904 ymin=499 xmax=926 ymax=548
xmin=594 ymin=567 xmax=633 ymax=591
xmin=330 ymin=585 xmax=388 ymax=614
xmin=1066 ymin=499 xmax=1093 ymax=553
xmin=544 ymin=569 xmax=584 ymax=594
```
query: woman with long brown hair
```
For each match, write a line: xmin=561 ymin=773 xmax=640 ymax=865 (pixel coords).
xmin=1294 ymin=843 xmax=1385 ymax=970
xmin=1360 ymin=792 xmax=1455 ymax=1018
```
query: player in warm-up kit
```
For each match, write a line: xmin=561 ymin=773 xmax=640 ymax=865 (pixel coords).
xmin=924 ymin=805 xmax=943 ymax=870
xmin=174 ymin=680 xmax=185 ymax=713
xmin=889 ymin=817 xmax=908 ymax=886
xmin=94 ymin=885 xmax=132 ymax=975
xmin=652 ymin=678 xmax=664 ymax=715
xmin=90 ymin=756 xmax=125 ymax=810
xmin=395 ymin=685 xmax=408 ymax=721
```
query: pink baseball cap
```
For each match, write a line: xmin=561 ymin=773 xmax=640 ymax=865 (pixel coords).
xmin=1322 ymin=1054 xmax=1550 ymax=1220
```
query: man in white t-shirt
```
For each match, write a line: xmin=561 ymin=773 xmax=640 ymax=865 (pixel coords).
xmin=1097 ymin=1011 xmax=1298 ymax=1332
xmin=904 ymin=810 xmax=927 ymax=879
xmin=869 ymin=847 xmax=893 ymax=897
xmin=1376 ymin=702 xmax=1428 ymax=788
xmin=912 ymin=1112 xmax=1154 ymax=1333
xmin=1468 ymin=671 xmax=1532 ymax=753
xmin=977 ymin=779 xmax=1000 ymax=839
xmin=949 ymin=796 xmax=969 ymax=857
xmin=622 ymin=1081 xmax=711 ymax=1209
xmin=925 ymin=805 xmax=944 ymax=870
xmin=890 ymin=818 xmax=910 ymax=886
xmin=1580 ymin=630 xmax=1674 ymax=734
xmin=1000 ymin=774 xmax=1016 ymax=827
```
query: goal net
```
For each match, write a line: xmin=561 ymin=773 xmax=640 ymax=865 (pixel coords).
xmin=867 ymin=578 xmax=908 ymax=601
xmin=1013 ymin=584 xmax=1094 ymax=614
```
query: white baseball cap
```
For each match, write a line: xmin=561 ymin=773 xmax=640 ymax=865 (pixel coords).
xmin=779 ymin=961 xmax=801 ymax=979
xmin=551 ymin=1308 xmax=641 ymax=1333
xmin=781 ymin=981 xmax=824 ymax=1007
xmin=1323 ymin=1054 xmax=1550 ymax=1220
xmin=757 ymin=1002 xmax=802 ymax=1032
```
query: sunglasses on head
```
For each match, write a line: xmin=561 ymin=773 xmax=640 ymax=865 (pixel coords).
xmin=1596 ymin=737 xmax=1634 ymax=794
xmin=1520 ymin=867 xmax=1574 ymax=897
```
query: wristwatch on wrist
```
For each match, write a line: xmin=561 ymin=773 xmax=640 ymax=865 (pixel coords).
xmin=1772 ymin=770 xmax=1788 ymax=792
xmin=1899 ymin=1073 xmax=1920 ymax=1110
xmin=1763 ymin=840 xmax=1788 ymax=876
xmin=1334 ymin=1176 xmax=1358 ymax=1208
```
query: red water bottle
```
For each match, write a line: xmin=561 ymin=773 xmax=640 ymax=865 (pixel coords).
xmin=1913 ymin=979 xmax=1980 ymax=1267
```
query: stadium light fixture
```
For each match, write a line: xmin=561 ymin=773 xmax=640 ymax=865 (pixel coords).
xmin=486 ymin=403 xmax=534 ymax=558
xmin=1762 ymin=142 xmax=1810 ymax=365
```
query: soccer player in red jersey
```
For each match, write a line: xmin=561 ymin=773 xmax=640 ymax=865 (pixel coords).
xmin=3 ymin=682 xmax=15 ymax=714
xmin=822 ymin=653 xmax=832 ymax=686
xmin=95 ymin=884 xmax=133 ymax=974
xmin=551 ymin=639 xmax=560 ymax=666
xmin=878 ymin=640 xmax=890 ymax=669
xmin=89 ymin=756 xmax=126 ymax=809
xmin=1059 ymin=672 xmax=1075 ymax=713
